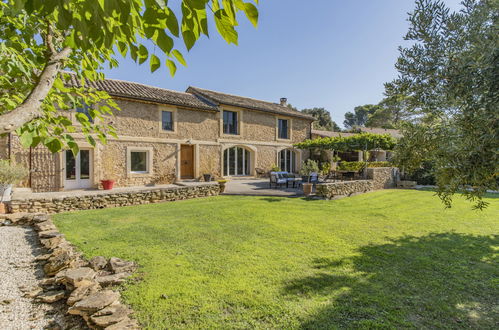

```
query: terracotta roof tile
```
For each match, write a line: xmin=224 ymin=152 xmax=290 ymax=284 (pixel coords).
xmin=187 ymin=86 xmax=315 ymax=120
xmin=64 ymin=73 xmax=217 ymax=111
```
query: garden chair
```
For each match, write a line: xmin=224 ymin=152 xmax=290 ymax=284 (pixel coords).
xmin=269 ymin=172 xmax=288 ymax=188
xmin=309 ymin=172 xmax=319 ymax=184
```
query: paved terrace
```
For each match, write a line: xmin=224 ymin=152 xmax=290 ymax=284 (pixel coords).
xmin=223 ymin=178 xmax=304 ymax=197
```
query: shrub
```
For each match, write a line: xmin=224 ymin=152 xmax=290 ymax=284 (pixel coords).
xmin=0 ymin=160 xmax=28 ymax=185
xmin=320 ymin=162 xmax=331 ymax=175
xmin=367 ymin=161 xmax=392 ymax=168
xmin=403 ymin=161 xmax=436 ymax=185
xmin=337 ymin=161 xmax=365 ymax=172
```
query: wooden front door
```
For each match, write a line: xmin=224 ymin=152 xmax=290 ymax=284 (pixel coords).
xmin=180 ymin=145 xmax=194 ymax=179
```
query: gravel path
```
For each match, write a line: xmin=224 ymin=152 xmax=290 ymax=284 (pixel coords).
xmin=0 ymin=225 xmax=84 ymax=329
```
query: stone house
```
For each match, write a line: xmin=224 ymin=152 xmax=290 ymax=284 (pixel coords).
xmin=311 ymin=127 xmax=401 ymax=162
xmin=0 ymin=77 xmax=314 ymax=192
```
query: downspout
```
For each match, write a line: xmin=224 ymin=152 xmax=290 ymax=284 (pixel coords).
xmin=28 ymin=146 xmax=32 ymax=188
xmin=7 ymin=133 xmax=11 ymax=160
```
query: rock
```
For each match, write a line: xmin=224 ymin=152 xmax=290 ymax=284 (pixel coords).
xmin=34 ymin=253 xmax=52 ymax=261
xmin=67 ymin=281 xmax=100 ymax=306
xmin=44 ymin=250 xmax=73 ymax=275
xmin=108 ymin=257 xmax=136 ymax=274
xmin=63 ymin=267 xmax=96 ymax=287
xmin=38 ymin=230 xmax=62 ymax=239
xmin=95 ymin=272 xmax=130 ymax=287
xmin=23 ymin=287 xmax=43 ymax=298
xmin=68 ymin=290 xmax=120 ymax=316
xmin=40 ymin=236 xmax=63 ymax=250
xmin=39 ymin=277 xmax=56 ymax=287
xmin=34 ymin=220 xmax=56 ymax=232
xmin=104 ymin=317 xmax=140 ymax=330
xmin=32 ymin=214 xmax=49 ymax=223
xmin=89 ymin=256 xmax=108 ymax=271
xmin=37 ymin=290 xmax=65 ymax=303
xmin=1 ymin=299 xmax=12 ymax=305
xmin=90 ymin=304 xmax=131 ymax=327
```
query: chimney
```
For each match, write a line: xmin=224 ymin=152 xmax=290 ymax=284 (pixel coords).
xmin=280 ymin=97 xmax=287 ymax=106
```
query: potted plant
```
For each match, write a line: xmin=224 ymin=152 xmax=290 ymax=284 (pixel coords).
xmin=203 ymin=157 xmax=216 ymax=182
xmin=0 ymin=160 xmax=29 ymax=214
xmin=299 ymin=159 xmax=319 ymax=196
xmin=101 ymin=155 xmax=117 ymax=190
xmin=217 ymin=179 xmax=228 ymax=193
xmin=270 ymin=164 xmax=280 ymax=172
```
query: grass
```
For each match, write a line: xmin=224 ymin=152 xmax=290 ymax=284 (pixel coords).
xmin=53 ymin=190 xmax=499 ymax=329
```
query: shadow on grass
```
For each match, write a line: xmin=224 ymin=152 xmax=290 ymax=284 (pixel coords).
xmin=283 ymin=233 xmax=498 ymax=329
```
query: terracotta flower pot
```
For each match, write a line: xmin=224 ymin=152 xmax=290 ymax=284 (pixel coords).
xmin=303 ymin=183 xmax=313 ymax=196
xmin=101 ymin=180 xmax=115 ymax=190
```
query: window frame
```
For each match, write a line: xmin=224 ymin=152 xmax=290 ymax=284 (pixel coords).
xmin=157 ymin=106 xmax=177 ymax=133
xmin=276 ymin=117 xmax=292 ymax=140
xmin=223 ymin=110 xmax=239 ymax=135
xmin=126 ymin=147 xmax=154 ymax=176
xmin=161 ymin=110 xmax=174 ymax=132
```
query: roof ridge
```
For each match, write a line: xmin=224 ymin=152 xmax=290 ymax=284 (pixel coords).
xmin=189 ymin=86 xmax=302 ymax=112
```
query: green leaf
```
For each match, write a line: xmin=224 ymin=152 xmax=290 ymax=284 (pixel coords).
xmin=45 ymin=138 xmax=63 ymax=153
xmin=150 ymin=54 xmax=161 ymax=72
xmin=214 ymin=10 xmax=238 ymax=45
xmin=243 ymin=3 xmax=258 ymax=28
xmin=166 ymin=59 xmax=177 ymax=76
xmin=138 ymin=44 xmax=148 ymax=64
xmin=155 ymin=30 xmax=173 ymax=54
xmin=171 ymin=50 xmax=187 ymax=66
xmin=19 ymin=131 xmax=34 ymax=148
xmin=165 ymin=8 xmax=179 ymax=37
xmin=182 ymin=30 xmax=196 ymax=51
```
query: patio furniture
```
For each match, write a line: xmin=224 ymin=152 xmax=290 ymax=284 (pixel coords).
xmin=269 ymin=172 xmax=288 ymax=188
xmin=309 ymin=172 xmax=319 ymax=184
xmin=285 ymin=173 xmax=301 ymax=188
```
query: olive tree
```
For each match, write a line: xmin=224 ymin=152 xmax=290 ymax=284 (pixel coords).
xmin=391 ymin=0 xmax=498 ymax=209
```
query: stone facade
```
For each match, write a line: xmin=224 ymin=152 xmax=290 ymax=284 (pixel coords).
xmin=317 ymin=167 xmax=397 ymax=199
xmin=9 ymin=183 xmax=220 ymax=214
xmin=1 ymin=92 xmax=312 ymax=192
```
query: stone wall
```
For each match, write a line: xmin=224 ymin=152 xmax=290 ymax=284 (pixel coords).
xmin=317 ymin=167 xmax=397 ymax=199
xmin=316 ymin=180 xmax=374 ymax=199
xmin=366 ymin=167 xmax=397 ymax=189
xmin=9 ymin=183 xmax=220 ymax=214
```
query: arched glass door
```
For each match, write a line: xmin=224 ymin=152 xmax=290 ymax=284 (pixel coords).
xmin=278 ymin=149 xmax=296 ymax=173
xmin=223 ymin=147 xmax=250 ymax=176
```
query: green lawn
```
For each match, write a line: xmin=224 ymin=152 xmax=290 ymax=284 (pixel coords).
xmin=53 ymin=190 xmax=498 ymax=329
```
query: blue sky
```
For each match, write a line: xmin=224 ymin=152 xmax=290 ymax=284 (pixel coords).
xmin=102 ymin=0 xmax=463 ymax=128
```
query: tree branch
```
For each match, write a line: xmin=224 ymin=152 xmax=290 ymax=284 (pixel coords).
xmin=0 ymin=44 xmax=71 ymax=135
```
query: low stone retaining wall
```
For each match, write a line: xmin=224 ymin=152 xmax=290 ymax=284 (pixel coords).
xmin=317 ymin=167 xmax=397 ymax=199
xmin=9 ymin=183 xmax=220 ymax=214
xmin=1 ymin=213 xmax=139 ymax=329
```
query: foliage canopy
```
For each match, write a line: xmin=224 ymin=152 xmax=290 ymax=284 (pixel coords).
xmin=294 ymin=133 xmax=397 ymax=152
xmin=390 ymin=0 xmax=498 ymax=209
xmin=0 ymin=0 xmax=259 ymax=155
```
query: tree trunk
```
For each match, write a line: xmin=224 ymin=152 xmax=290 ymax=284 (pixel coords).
xmin=0 ymin=47 xmax=71 ymax=135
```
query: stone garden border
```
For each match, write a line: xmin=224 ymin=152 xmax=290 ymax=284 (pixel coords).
xmin=9 ymin=183 xmax=221 ymax=214
xmin=1 ymin=213 xmax=140 ymax=329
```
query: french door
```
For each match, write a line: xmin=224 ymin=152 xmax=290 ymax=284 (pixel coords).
xmin=64 ymin=149 xmax=92 ymax=189
xmin=223 ymin=147 xmax=250 ymax=176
